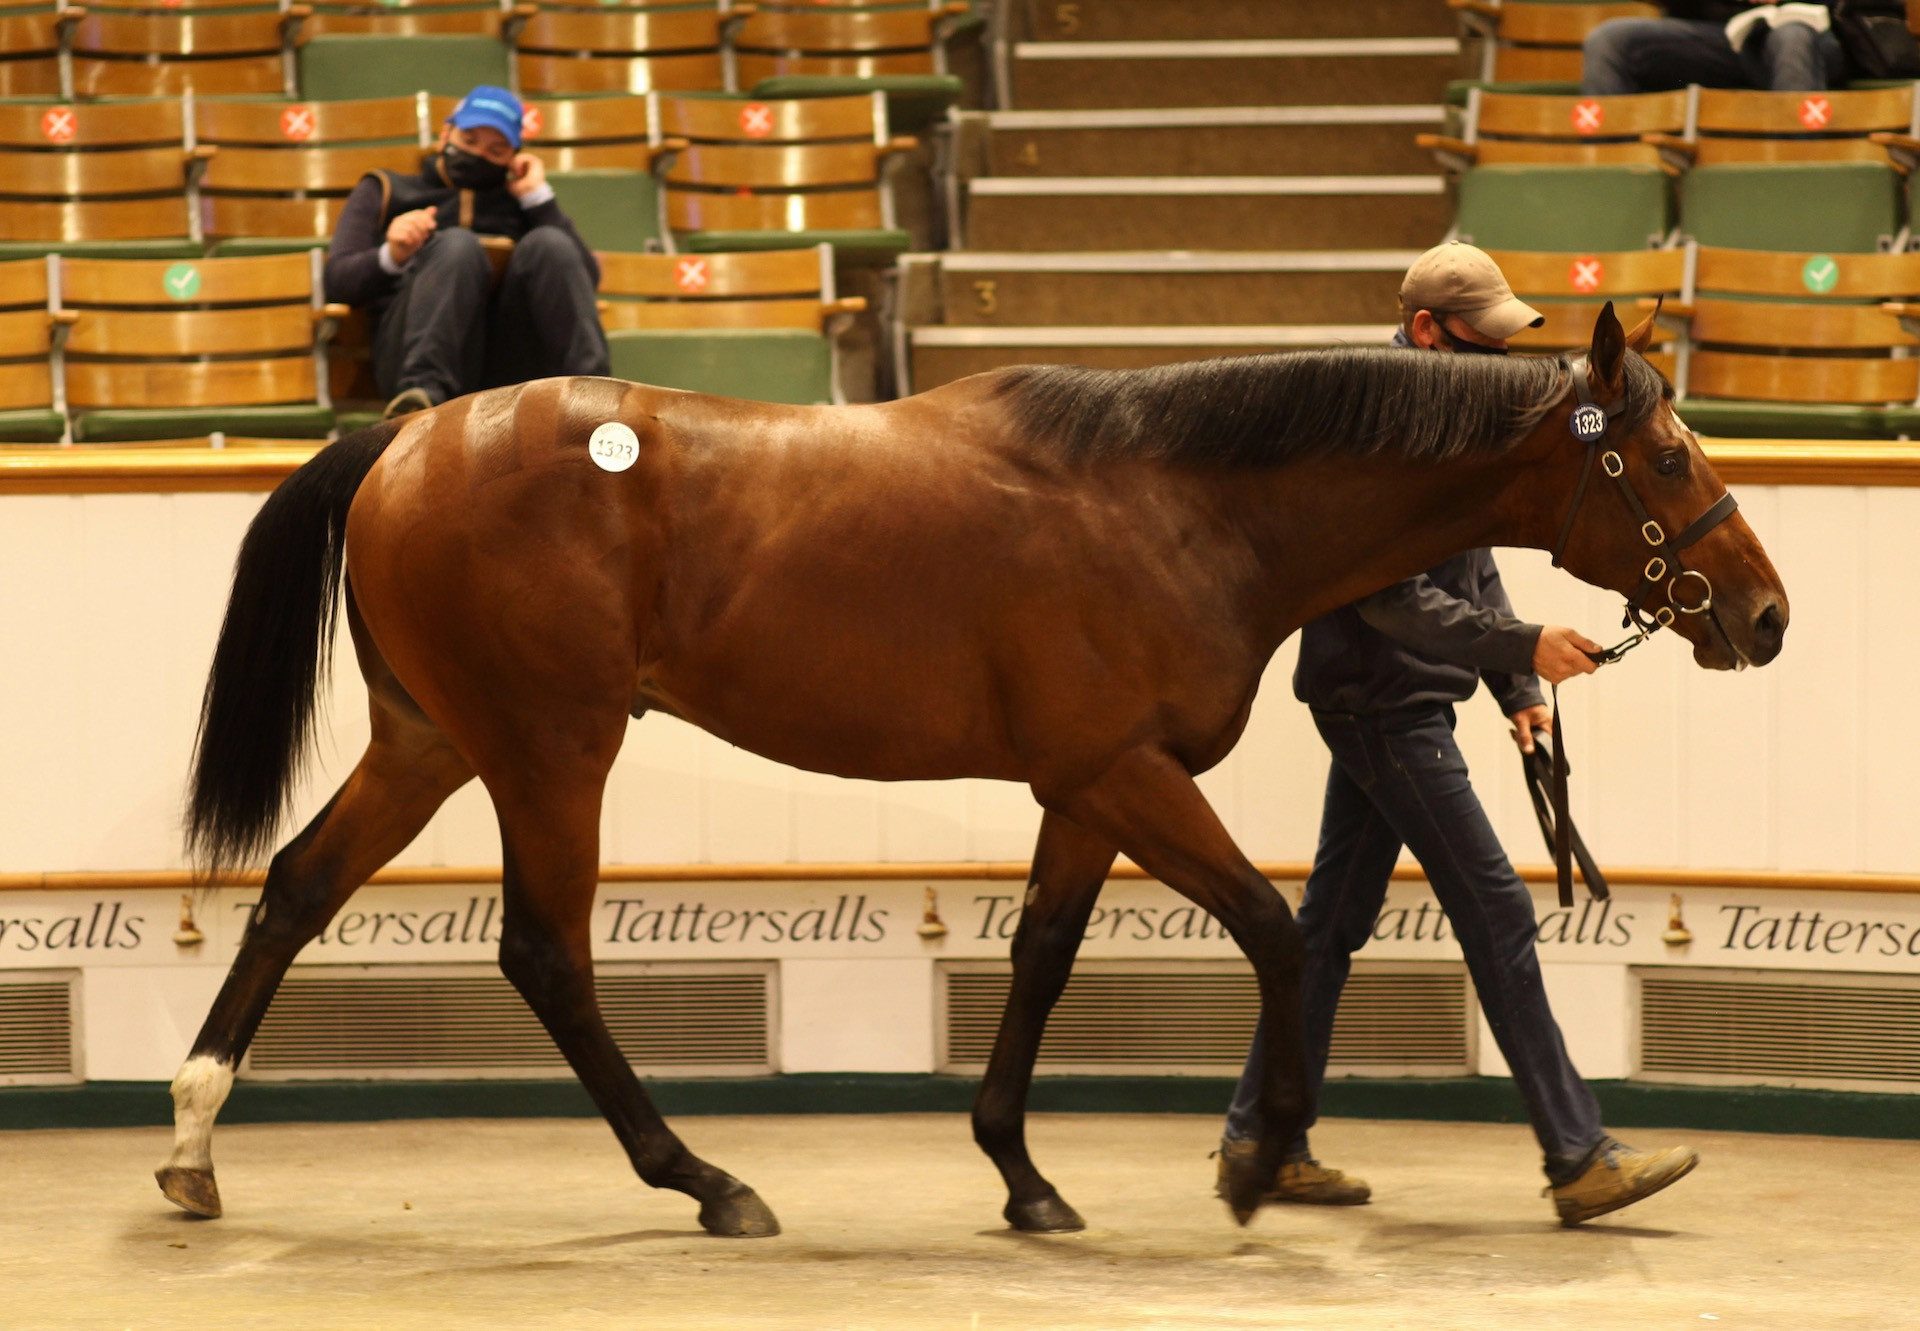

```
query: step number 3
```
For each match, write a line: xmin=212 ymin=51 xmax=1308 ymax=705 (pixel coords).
xmin=973 ymin=280 xmax=998 ymax=316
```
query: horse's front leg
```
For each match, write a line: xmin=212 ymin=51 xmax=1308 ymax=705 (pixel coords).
xmin=1051 ymin=747 xmax=1309 ymax=1226
xmin=972 ymin=810 xmax=1116 ymax=1233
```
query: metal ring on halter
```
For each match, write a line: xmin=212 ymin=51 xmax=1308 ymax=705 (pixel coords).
xmin=1644 ymin=555 xmax=1667 ymax=581
xmin=1602 ymin=451 xmax=1625 ymax=478
xmin=1668 ymin=569 xmax=1713 ymax=615
xmin=1641 ymin=520 xmax=1665 ymax=546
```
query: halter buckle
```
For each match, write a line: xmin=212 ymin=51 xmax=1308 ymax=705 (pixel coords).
xmin=1644 ymin=555 xmax=1667 ymax=582
xmin=1601 ymin=451 xmax=1625 ymax=478
xmin=1654 ymin=605 xmax=1677 ymax=627
xmin=1641 ymin=519 xmax=1665 ymax=546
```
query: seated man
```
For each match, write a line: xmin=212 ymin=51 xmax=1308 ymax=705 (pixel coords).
xmin=1583 ymin=1 xmax=1846 ymax=95
xmin=324 ymin=85 xmax=610 ymax=419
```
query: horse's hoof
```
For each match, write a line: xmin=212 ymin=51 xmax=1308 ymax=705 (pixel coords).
xmin=156 ymin=1166 xmax=222 ymax=1219
xmin=698 ymin=1184 xmax=781 ymax=1238
xmin=1004 ymin=1194 xmax=1085 ymax=1233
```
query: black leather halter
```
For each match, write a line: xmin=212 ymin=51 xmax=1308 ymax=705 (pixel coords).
xmin=1549 ymin=355 xmax=1742 ymax=666
xmin=1532 ymin=355 xmax=1743 ymax=907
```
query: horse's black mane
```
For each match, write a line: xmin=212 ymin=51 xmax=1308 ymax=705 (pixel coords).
xmin=993 ymin=345 xmax=1672 ymax=469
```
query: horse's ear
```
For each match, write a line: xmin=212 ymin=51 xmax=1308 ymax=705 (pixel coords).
xmin=1590 ymin=300 xmax=1627 ymax=395
xmin=1625 ymin=297 xmax=1661 ymax=355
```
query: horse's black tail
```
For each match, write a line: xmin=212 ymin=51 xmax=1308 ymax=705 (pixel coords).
xmin=185 ymin=419 xmax=405 ymax=876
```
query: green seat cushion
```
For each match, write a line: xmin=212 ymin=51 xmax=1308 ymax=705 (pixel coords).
xmin=1676 ymin=399 xmax=1894 ymax=439
xmin=677 ymin=228 xmax=909 ymax=264
xmin=1445 ymin=78 xmax=1579 ymax=107
xmin=748 ymin=75 xmax=962 ymax=133
xmin=1685 ymin=163 xmax=1899 ymax=252
xmin=1455 ymin=165 xmax=1671 ymax=252
xmin=607 ymin=329 xmax=833 ymax=404
xmin=549 ymin=170 xmax=663 ymax=252
xmin=73 ymin=406 xmax=334 ymax=442
xmin=333 ymin=408 xmax=384 ymax=435
xmin=212 ymin=236 xmax=329 ymax=257
xmin=0 ymin=408 xmax=65 ymax=443
xmin=0 ymin=240 xmax=202 ymax=261
xmin=298 ymin=35 xmax=510 ymax=101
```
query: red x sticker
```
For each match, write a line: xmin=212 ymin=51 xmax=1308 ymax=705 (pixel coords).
xmin=674 ymin=257 xmax=709 ymax=292
xmin=279 ymin=105 xmax=315 ymax=142
xmin=1799 ymin=96 xmax=1831 ymax=130
xmin=521 ymin=104 xmax=543 ymax=139
xmin=1569 ymin=255 xmax=1604 ymax=293
xmin=40 ymin=107 xmax=75 ymax=144
xmin=739 ymin=102 xmax=774 ymax=138
xmin=1571 ymin=99 xmax=1604 ymax=135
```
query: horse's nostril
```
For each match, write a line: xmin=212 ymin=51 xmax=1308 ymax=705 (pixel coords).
xmin=1755 ymin=602 xmax=1786 ymax=651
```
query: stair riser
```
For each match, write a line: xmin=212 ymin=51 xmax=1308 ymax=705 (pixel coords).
xmin=986 ymin=123 xmax=1435 ymax=178
xmin=938 ymin=269 xmax=1404 ymax=326
xmin=966 ymin=193 xmax=1452 ymax=252
xmin=1013 ymin=54 xmax=1463 ymax=109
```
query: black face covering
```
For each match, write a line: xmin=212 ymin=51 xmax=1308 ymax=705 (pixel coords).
xmin=1438 ymin=323 xmax=1509 ymax=356
xmin=441 ymin=143 xmax=509 ymax=192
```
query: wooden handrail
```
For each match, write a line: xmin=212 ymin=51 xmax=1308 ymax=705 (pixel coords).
xmin=5 ymin=441 xmax=1919 ymax=495
xmin=1 ymin=862 xmax=1916 ymax=895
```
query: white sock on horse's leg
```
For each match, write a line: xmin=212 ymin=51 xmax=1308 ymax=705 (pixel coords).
xmin=163 ymin=1054 xmax=235 ymax=1171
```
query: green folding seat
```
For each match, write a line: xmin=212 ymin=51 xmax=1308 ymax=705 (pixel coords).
xmin=297 ymin=34 xmax=510 ymax=100
xmin=548 ymin=171 xmax=664 ymax=252
xmin=1682 ymin=163 xmax=1899 ymax=252
xmin=607 ymin=328 xmax=835 ymax=404
xmin=1454 ymin=165 xmax=1672 ymax=252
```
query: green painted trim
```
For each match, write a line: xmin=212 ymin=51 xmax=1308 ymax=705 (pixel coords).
xmin=5 ymin=1075 xmax=1915 ymax=1138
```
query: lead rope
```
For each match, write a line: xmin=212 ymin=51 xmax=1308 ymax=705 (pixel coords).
xmin=1523 ymin=684 xmax=1611 ymax=910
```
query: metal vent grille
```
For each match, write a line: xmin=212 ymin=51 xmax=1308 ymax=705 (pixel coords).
xmin=0 ymin=972 xmax=78 ymax=1084
xmin=1639 ymin=968 xmax=1920 ymax=1093
xmin=246 ymin=963 xmax=774 ymax=1080
xmin=940 ymin=961 xmax=1471 ymax=1076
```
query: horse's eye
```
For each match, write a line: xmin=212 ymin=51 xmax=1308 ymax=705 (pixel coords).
xmin=1656 ymin=450 xmax=1688 ymax=478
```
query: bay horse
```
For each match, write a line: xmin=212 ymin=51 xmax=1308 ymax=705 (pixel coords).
xmin=159 ymin=303 xmax=1786 ymax=1237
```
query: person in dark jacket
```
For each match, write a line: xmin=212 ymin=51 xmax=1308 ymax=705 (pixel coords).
xmin=324 ymin=85 xmax=611 ymax=420
xmin=1582 ymin=0 xmax=1846 ymax=94
xmin=1217 ymin=243 xmax=1700 ymax=1227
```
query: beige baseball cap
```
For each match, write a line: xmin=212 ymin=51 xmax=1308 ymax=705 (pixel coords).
xmin=1400 ymin=241 xmax=1545 ymax=340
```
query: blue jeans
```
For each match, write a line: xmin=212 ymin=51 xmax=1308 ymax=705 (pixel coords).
xmin=1583 ymin=16 xmax=1846 ymax=95
xmin=1224 ymin=707 xmax=1605 ymax=1184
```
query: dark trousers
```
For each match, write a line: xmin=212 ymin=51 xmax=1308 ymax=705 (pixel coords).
xmin=373 ymin=226 xmax=610 ymax=404
xmin=1582 ymin=16 xmax=1846 ymax=94
xmin=1224 ymin=707 xmax=1606 ymax=1183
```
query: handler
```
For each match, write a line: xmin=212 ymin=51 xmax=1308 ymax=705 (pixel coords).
xmin=323 ymin=84 xmax=610 ymax=420
xmin=1216 ymin=243 xmax=1699 ymax=1226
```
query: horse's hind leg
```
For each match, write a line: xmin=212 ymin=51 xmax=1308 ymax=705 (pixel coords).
xmin=157 ymin=706 xmax=472 ymax=1218
xmin=973 ymin=810 xmax=1115 ymax=1233
xmin=486 ymin=766 xmax=779 ymax=1238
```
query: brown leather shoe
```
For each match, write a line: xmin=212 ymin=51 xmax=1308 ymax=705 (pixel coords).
xmin=1214 ymin=1140 xmax=1371 ymax=1206
xmin=1549 ymin=1139 xmax=1698 ymax=1226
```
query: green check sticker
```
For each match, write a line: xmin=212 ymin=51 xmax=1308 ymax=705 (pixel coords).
xmin=161 ymin=263 xmax=201 ymax=301
xmin=1801 ymin=254 xmax=1838 ymax=295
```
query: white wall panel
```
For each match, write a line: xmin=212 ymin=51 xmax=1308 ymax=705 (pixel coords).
xmin=2 ymin=485 xmax=1915 ymax=878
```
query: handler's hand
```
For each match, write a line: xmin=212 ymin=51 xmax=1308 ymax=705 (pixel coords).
xmin=1533 ymin=625 xmax=1603 ymax=685
xmin=1509 ymin=703 xmax=1552 ymax=754
xmin=508 ymin=151 xmax=547 ymax=199
xmin=385 ymin=207 xmax=437 ymax=263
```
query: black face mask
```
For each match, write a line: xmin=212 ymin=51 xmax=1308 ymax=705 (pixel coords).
xmin=1438 ymin=324 xmax=1509 ymax=356
xmin=440 ymin=143 xmax=509 ymax=192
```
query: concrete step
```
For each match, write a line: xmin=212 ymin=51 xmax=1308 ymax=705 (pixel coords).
xmin=1017 ymin=0 xmax=1455 ymax=42
xmin=963 ymin=177 xmax=1451 ymax=251
xmin=907 ymin=324 xmax=1396 ymax=392
xmin=1010 ymin=38 xmax=1465 ymax=110
xmin=935 ymin=251 xmax=1417 ymax=327
xmin=978 ymin=107 xmax=1442 ymax=178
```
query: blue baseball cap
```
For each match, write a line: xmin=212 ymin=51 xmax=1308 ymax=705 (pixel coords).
xmin=448 ymin=85 xmax=523 ymax=149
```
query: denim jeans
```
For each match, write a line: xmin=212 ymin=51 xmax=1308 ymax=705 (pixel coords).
xmin=1223 ymin=706 xmax=1606 ymax=1183
xmin=1582 ymin=16 xmax=1846 ymax=95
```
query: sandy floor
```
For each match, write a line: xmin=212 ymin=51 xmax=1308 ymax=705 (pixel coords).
xmin=5 ymin=1112 xmax=1915 ymax=1330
